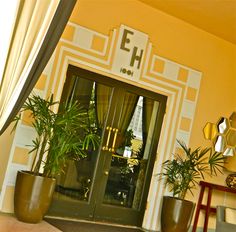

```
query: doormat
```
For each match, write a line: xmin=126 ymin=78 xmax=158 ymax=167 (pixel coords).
xmin=45 ymin=218 xmax=145 ymax=232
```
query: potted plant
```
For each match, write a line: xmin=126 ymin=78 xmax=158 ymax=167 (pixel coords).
xmin=159 ymin=140 xmax=224 ymax=232
xmin=13 ymin=94 xmax=100 ymax=223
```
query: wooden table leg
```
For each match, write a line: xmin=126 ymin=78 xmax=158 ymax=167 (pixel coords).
xmin=203 ymin=187 xmax=212 ymax=232
xmin=192 ymin=185 xmax=205 ymax=232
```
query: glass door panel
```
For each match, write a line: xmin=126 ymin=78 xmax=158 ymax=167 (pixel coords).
xmin=48 ymin=65 xmax=167 ymax=226
xmin=50 ymin=72 xmax=114 ymax=216
xmin=102 ymin=96 xmax=160 ymax=210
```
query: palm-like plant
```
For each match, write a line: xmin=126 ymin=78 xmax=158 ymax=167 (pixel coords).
xmin=14 ymin=94 xmax=100 ymax=178
xmin=160 ymin=140 xmax=225 ymax=199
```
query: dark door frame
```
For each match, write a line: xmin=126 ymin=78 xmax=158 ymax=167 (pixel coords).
xmin=47 ymin=65 xmax=167 ymax=226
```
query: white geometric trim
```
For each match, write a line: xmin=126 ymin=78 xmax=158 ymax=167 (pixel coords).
xmin=0 ymin=23 xmax=202 ymax=232
xmin=49 ymin=37 xmax=201 ymax=231
xmin=59 ymin=28 xmax=116 ymax=66
xmin=187 ymin=69 xmax=202 ymax=88
xmin=181 ymin=100 xmax=196 ymax=118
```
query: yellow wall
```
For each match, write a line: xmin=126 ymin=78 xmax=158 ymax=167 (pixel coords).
xmin=0 ymin=0 xmax=235 ymax=230
xmin=0 ymin=124 xmax=15 ymax=190
xmin=71 ymin=0 xmax=236 ymax=140
xmin=71 ymin=0 xmax=236 ymax=146
xmin=70 ymin=0 xmax=236 ymax=228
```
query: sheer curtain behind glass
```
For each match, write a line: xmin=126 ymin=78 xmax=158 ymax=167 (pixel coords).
xmin=0 ymin=0 xmax=76 ymax=135
xmin=117 ymin=92 xmax=138 ymax=134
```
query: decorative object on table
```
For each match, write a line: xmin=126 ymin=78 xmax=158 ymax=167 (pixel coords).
xmin=13 ymin=94 xmax=100 ymax=223
xmin=159 ymin=140 xmax=225 ymax=232
xmin=226 ymin=173 xmax=236 ymax=189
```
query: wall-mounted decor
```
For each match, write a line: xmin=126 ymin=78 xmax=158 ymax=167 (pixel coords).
xmin=203 ymin=112 xmax=236 ymax=172
xmin=111 ymin=25 xmax=148 ymax=80
xmin=203 ymin=112 xmax=236 ymax=156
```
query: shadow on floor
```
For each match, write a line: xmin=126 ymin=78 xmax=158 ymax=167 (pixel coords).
xmin=45 ymin=218 xmax=145 ymax=232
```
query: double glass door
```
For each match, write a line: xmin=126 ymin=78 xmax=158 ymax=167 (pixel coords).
xmin=47 ymin=65 xmax=167 ymax=226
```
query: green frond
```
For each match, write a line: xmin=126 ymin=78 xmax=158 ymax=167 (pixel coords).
xmin=159 ymin=140 xmax=225 ymax=199
xmin=13 ymin=94 xmax=101 ymax=178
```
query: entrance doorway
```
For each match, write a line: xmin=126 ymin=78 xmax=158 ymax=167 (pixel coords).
xmin=47 ymin=65 xmax=167 ymax=226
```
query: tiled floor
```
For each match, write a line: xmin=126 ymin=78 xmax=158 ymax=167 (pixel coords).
xmin=0 ymin=214 xmax=61 ymax=232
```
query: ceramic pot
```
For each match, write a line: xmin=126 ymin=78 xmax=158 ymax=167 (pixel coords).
xmin=14 ymin=170 xmax=56 ymax=223
xmin=161 ymin=196 xmax=195 ymax=232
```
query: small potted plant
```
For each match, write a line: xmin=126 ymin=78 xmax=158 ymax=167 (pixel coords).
xmin=13 ymin=94 xmax=100 ymax=223
xmin=159 ymin=140 xmax=224 ymax=232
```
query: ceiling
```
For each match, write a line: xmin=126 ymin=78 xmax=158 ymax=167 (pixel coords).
xmin=138 ymin=0 xmax=236 ymax=44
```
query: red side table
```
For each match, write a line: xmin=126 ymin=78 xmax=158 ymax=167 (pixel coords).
xmin=192 ymin=181 xmax=236 ymax=232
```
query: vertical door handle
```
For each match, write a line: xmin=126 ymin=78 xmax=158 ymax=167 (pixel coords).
xmin=102 ymin=126 xmax=112 ymax=151
xmin=109 ymin=128 xmax=118 ymax=152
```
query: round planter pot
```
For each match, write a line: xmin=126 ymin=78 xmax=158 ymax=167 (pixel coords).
xmin=14 ymin=170 xmax=56 ymax=223
xmin=161 ymin=196 xmax=195 ymax=232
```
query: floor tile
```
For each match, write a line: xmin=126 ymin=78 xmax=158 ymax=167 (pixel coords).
xmin=0 ymin=214 xmax=61 ymax=232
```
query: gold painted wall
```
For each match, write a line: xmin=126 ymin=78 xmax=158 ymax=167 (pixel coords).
xmin=71 ymin=0 xmax=235 ymax=146
xmin=0 ymin=0 xmax=235 ymax=230
xmin=0 ymin=125 xmax=15 ymax=190
xmin=69 ymin=0 xmax=236 ymax=229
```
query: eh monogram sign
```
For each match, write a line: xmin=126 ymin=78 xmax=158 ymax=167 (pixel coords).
xmin=111 ymin=25 xmax=148 ymax=80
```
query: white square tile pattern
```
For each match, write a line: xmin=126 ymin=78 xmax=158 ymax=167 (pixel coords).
xmin=187 ymin=69 xmax=202 ymax=88
xmin=73 ymin=26 xmax=93 ymax=50
xmin=181 ymin=100 xmax=196 ymax=118
xmin=15 ymin=125 xmax=35 ymax=147
xmin=162 ymin=60 xmax=179 ymax=80
xmin=176 ymin=131 xmax=190 ymax=145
